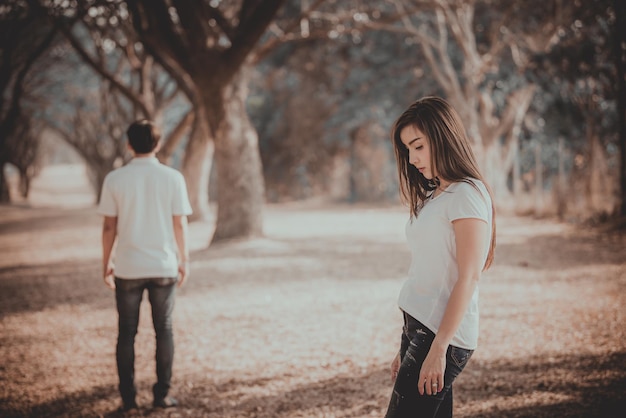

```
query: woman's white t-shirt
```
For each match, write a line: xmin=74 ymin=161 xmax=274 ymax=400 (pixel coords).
xmin=397 ymin=179 xmax=492 ymax=350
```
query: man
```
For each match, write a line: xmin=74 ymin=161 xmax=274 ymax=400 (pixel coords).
xmin=98 ymin=120 xmax=192 ymax=412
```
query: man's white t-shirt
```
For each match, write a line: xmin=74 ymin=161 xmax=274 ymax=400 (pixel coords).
xmin=97 ymin=157 xmax=192 ymax=279
xmin=397 ymin=179 xmax=492 ymax=350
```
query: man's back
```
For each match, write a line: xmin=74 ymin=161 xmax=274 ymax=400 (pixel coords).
xmin=98 ymin=157 xmax=191 ymax=279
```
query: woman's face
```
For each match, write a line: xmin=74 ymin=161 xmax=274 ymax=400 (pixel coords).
xmin=400 ymin=124 xmax=434 ymax=180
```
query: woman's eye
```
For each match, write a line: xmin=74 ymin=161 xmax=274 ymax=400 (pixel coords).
xmin=415 ymin=146 xmax=423 ymax=150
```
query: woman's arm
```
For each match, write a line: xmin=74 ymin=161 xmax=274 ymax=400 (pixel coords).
xmin=417 ymin=217 xmax=489 ymax=395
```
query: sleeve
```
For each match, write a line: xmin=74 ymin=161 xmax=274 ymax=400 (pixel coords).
xmin=97 ymin=175 xmax=118 ymax=216
xmin=172 ymin=172 xmax=193 ymax=216
xmin=446 ymin=181 xmax=490 ymax=223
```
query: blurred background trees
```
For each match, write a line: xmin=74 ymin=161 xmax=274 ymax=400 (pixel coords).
xmin=0 ymin=1 xmax=56 ymax=202
xmin=1 ymin=0 xmax=623 ymax=239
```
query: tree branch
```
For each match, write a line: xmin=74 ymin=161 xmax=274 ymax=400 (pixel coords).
xmin=57 ymin=22 xmax=152 ymax=117
xmin=201 ymin=3 xmax=234 ymax=41
xmin=172 ymin=0 xmax=211 ymax=51
xmin=0 ymin=24 xmax=57 ymax=150
xmin=126 ymin=0 xmax=192 ymax=73
xmin=490 ymin=84 xmax=536 ymax=147
xmin=224 ymin=0 xmax=287 ymax=72
xmin=157 ymin=110 xmax=195 ymax=163
xmin=252 ymin=0 xmax=327 ymax=63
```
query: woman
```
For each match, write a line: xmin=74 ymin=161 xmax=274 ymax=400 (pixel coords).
xmin=385 ymin=96 xmax=496 ymax=418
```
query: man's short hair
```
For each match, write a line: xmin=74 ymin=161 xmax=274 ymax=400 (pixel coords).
xmin=127 ymin=120 xmax=161 ymax=154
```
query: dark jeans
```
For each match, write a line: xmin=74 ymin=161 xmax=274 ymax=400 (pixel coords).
xmin=385 ymin=311 xmax=473 ymax=418
xmin=115 ymin=277 xmax=177 ymax=406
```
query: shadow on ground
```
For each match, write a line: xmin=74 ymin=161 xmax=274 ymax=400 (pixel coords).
xmin=496 ymin=231 xmax=626 ymax=270
xmin=3 ymin=351 xmax=622 ymax=418
xmin=0 ymin=259 xmax=108 ymax=318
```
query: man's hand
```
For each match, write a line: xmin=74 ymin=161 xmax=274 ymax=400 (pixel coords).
xmin=103 ymin=265 xmax=116 ymax=290
xmin=101 ymin=216 xmax=117 ymax=290
xmin=177 ymin=261 xmax=189 ymax=287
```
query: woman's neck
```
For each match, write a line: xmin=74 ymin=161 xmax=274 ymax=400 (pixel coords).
xmin=432 ymin=177 xmax=451 ymax=198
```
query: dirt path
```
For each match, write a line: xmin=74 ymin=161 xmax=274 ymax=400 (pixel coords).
xmin=0 ymin=203 xmax=624 ymax=418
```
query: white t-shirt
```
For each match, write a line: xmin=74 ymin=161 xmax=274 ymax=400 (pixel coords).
xmin=97 ymin=157 xmax=193 ymax=279
xmin=397 ymin=179 xmax=492 ymax=349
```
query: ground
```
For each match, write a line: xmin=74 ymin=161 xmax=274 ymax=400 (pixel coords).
xmin=0 ymin=165 xmax=625 ymax=418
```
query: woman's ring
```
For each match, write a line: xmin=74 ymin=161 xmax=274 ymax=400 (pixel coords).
xmin=432 ymin=383 xmax=438 ymax=386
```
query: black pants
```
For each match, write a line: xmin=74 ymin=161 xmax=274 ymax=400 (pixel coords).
xmin=385 ymin=311 xmax=473 ymax=418
xmin=115 ymin=277 xmax=177 ymax=406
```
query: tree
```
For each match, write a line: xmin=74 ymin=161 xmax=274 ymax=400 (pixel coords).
xmin=48 ymin=79 xmax=130 ymax=200
xmin=249 ymin=25 xmax=422 ymax=202
xmin=528 ymin=0 xmax=618 ymax=217
xmin=1 ymin=114 xmax=42 ymax=199
xmin=368 ymin=0 xmax=570 ymax=198
xmin=123 ymin=0 xmax=403 ymax=241
xmin=0 ymin=1 xmax=57 ymax=202
xmin=122 ymin=0 xmax=285 ymax=242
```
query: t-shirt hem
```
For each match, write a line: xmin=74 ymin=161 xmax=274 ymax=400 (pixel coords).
xmin=114 ymin=272 xmax=178 ymax=279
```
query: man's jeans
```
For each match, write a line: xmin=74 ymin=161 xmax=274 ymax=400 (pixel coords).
xmin=115 ymin=277 xmax=177 ymax=405
xmin=385 ymin=311 xmax=474 ymax=418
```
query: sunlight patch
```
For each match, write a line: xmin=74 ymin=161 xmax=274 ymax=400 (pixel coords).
xmin=193 ymin=256 xmax=318 ymax=272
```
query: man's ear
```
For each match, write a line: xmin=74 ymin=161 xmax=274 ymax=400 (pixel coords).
xmin=154 ymin=141 xmax=162 ymax=153
xmin=126 ymin=142 xmax=135 ymax=156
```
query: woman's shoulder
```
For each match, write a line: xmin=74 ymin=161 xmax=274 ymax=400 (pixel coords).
xmin=449 ymin=178 xmax=491 ymax=204
xmin=450 ymin=178 xmax=486 ymax=193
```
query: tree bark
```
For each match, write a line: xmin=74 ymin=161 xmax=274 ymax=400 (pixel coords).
xmin=210 ymin=69 xmax=264 ymax=243
xmin=585 ymin=118 xmax=599 ymax=213
xmin=181 ymin=112 xmax=213 ymax=222
xmin=0 ymin=163 xmax=10 ymax=203
xmin=534 ymin=141 xmax=543 ymax=216
xmin=615 ymin=0 xmax=626 ymax=217
xmin=512 ymin=146 xmax=522 ymax=197
xmin=555 ymin=137 xmax=567 ymax=220
xmin=18 ymin=167 xmax=31 ymax=198
xmin=90 ymin=166 xmax=107 ymax=204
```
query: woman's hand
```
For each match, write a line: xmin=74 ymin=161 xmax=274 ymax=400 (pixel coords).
xmin=418 ymin=345 xmax=446 ymax=395
xmin=390 ymin=351 xmax=401 ymax=382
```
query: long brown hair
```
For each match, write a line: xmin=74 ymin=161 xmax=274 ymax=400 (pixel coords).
xmin=391 ymin=96 xmax=496 ymax=270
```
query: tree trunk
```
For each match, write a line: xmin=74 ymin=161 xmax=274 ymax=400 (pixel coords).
xmin=0 ymin=163 xmax=10 ymax=203
xmin=512 ymin=147 xmax=522 ymax=197
xmin=534 ymin=141 xmax=543 ymax=216
xmin=181 ymin=112 xmax=213 ymax=222
xmin=88 ymin=163 xmax=110 ymax=204
xmin=157 ymin=110 xmax=194 ymax=165
xmin=555 ymin=137 xmax=567 ymax=220
xmin=210 ymin=70 xmax=264 ymax=243
xmin=482 ymin=142 xmax=510 ymax=199
xmin=585 ymin=114 xmax=604 ymax=214
xmin=615 ymin=0 xmax=626 ymax=217
xmin=348 ymin=122 xmax=393 ymax=203
xmin=18 ymin=169 xmax=30 ymax=198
